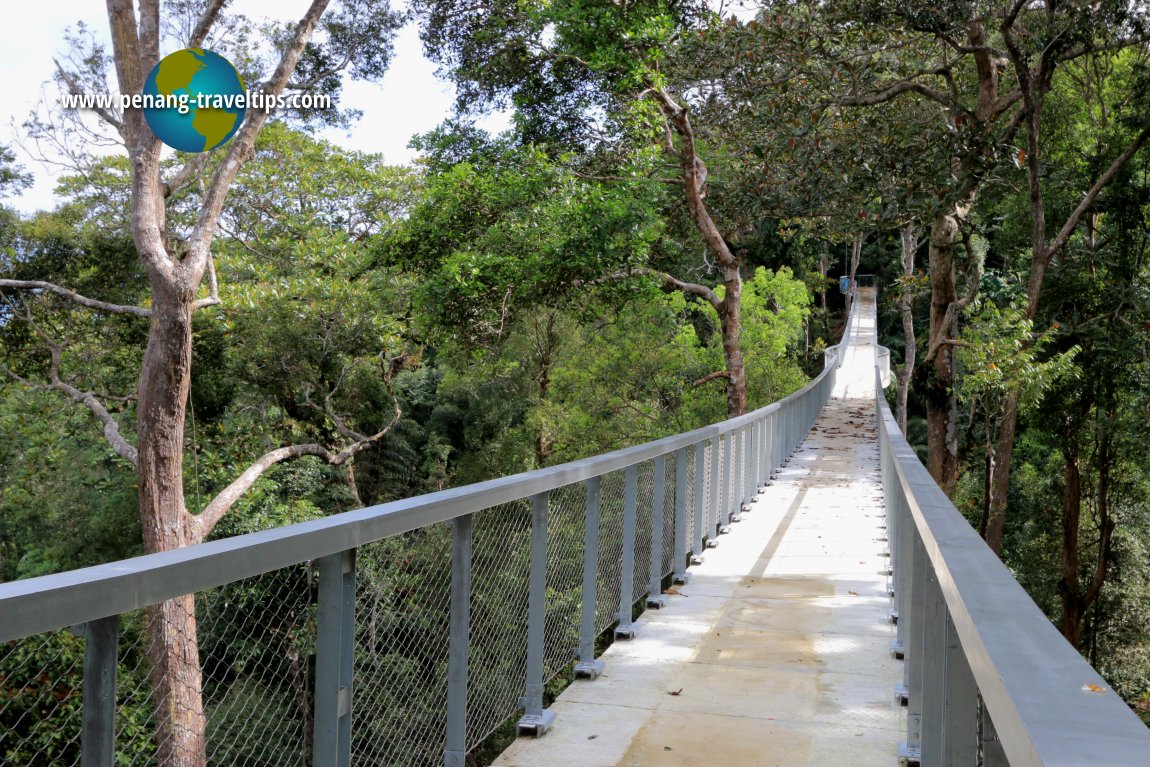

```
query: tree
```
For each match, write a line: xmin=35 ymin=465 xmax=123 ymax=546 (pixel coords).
xmin=0 ymin=3 xmax=402 ymax=764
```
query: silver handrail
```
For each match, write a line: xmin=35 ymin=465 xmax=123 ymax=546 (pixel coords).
xmin=0 ymin=297 xmax=858 ymax=767
xmin=877 ymin=369 xmax=1150 ymax=764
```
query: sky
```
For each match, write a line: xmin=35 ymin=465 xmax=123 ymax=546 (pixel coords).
xmin=0 ymin=1 xmax=509 ymax=214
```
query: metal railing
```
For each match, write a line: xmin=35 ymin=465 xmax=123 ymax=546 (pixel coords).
xmin=877 ymin=370 xmax=1150 ymax=764
xmin=0 ymin=319 xmax=849 ymax=767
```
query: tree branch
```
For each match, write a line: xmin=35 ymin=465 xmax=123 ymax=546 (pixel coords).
xmin=0 ymin=314 xmax=138 ymax=466
xmin=53 ymin=59 xmax=122 ymax=133
xmin=0 ymin=279 xmax=152 ymax=317
xmin=186 ymin=0 xmax=331 ymax=272
xmin=692 ymin=370 xmax=730 ymax=388
xmin=1044 ymin=122 xmax=1150 ymax=261
xmin=188 ymin=0 xmax=227 ymax=48
xmin=191 ymin=356 xmax=404 ymax=537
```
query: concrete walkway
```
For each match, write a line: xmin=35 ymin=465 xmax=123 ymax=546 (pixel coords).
xmin=494 ymin=290 xmax=901 ymax=767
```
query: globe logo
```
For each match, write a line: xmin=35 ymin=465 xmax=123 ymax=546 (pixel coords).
xmin=142 ymin=49 xmax=245 ymax=153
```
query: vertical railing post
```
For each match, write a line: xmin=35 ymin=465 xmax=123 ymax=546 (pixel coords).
xmin=517 ymin=492 xmax=556 ymax=735
xmin=943 ymin=613 xmax=978 ymax=764
xmin=81 ymin=615 xmax=119 ymax=767
xmin=646 ymin=456 xmax=669 ymax=608
xmin=314 ymin=549 xmax=356 ymax=767
xmin=718 ymin=432 xmax=731 ymax=534
xmin=730 ymin=428 xmax=745 ymax=523
xmin=708 ymin=436 xmax=721 ymax=546
xmin=444 ymin=515 xmax=473 ymax=766
xmin=920 ymin=569 xmax=947 ymax=764
xmin=575 ymin=478 xmax=604 ymax=679
xmin=692 ymin=442 xmax=706 ymax=564
xmin=747 ymin=421 xmax=759 ymax=508
xmin=615 ymin=466 xmax=640 ymax=639
xmin=899 ymin=535 xmax=926 ymax=765
xmin=673 ymin=448 xmax=691 ymax=583
xmin=894 ymin=491 xmax=912 ymax=656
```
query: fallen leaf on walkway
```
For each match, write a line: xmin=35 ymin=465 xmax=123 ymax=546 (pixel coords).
xmin=1083 ymin=683 xmax=1105 ymax=693
xmin=664 ymin=746 xmax=673 ymax=751
xmin=848 ymin=590 xmax=859 ymax=595
xmin=663 ymin=587 xmax=686 ymax=596
xmin=668 ymin=688 xmax=683 ymax=696
xmin=587 ymin=734 xmax=598 ymax=740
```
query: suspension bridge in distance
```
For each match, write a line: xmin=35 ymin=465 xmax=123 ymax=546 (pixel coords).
xmin=2 ymin=288 xmax=1149 ymax=767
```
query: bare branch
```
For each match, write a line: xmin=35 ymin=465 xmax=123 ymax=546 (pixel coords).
xmin=692 ymin=370 xmax=730 ymax=388
xmin=836 ymin=78 xmax=958 ymax=113
xmin=186 ymin=0 xmax=332 ymax=270
xmin=163 ymin=153 xmax=210 ymax=198
xmin=192 ymin=356 xmax=404 ymax=537
xmin=53 ymin=59 xmax=122 ymax=133
xmin=0 ymin=279 xmax=152 ymax=317
xmin=0 ymin=317 xmax=138 ymax=466
xmin=188 ymin=0 xmax=227 ymax=48
xmin=1044 ymin=122 xmax=1150 ymax=261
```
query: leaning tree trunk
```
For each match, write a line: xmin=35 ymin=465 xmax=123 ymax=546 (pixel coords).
xmin=137 ymin=284 xmax=208 ymax=767
xmin=924 ymin=209 xmax=961 ymax=494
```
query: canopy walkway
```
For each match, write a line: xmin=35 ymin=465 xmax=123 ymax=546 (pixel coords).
xmin=2 ymin=288 xmax=1149 ymax=767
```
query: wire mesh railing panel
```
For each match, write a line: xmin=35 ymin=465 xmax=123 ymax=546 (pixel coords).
xmin=0 ymin=629 xmax=84 ymax=767
xmin=632 ymin=462 xmax=655 ymax=604
xmin=113 ymin=614 xmax=157 ymax=767
xmin=595 ymin=470 xmax=626 ymax=635
xmin=660 ymin=456 xmax=677 ymax=578
xmin=685 ymin=444 xmax=697 ymax=557
xmin=702 ymin=442 xmax=713 ymax=538
xmin=196 ymin=568 xmax=316 ymax=767
xmin=198 ymin=569 xmax=316 ymax=767
xmin=543 ymin=483 xmax=586 ymax=684
xmin=352 ymin=526 xmax=452 ymax=767
xmin=466 ymin=501 xmax=531 ymax=749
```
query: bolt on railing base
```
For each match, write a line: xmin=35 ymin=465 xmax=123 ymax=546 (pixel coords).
xmin=646 ymin=594 xmax=669 ymax=609
xmin=672 ymin=570 xmax=691 ymax=585
xmin=705 ymin=538 xmax=719 ymax=549
xmin=729 ymin=513 xmax=743 ymax=523
xmin=689 ymin=553 xmax=705 ymax=565
xmin=890 ymin=639 xmax=904 ymax=659
xmin=574 ymin=659 xmax=604 ymax=680
xmin=516 ymin=709 xmax=557 ymax=738
xmin=898 ymin=741 xmax=921 ymax=766
xmin=718 ymin=524 xmax=732 ymax=535
xmin=888 ymin=608 xmax=899 ymax=625
xmin=894 ymin=682 xmax=909 ymax=705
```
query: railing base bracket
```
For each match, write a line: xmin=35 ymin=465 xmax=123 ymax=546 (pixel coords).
xmin=646 ymin=595 xmax=669 ymax=610
xmin=574 ymin=659 xmax=604 ymax=680
xmin=729 ymin=513 xmax=742 ymax=524
xmin=516 ymin=709 xmax=556 ymax=738
xmin=898 ymin=741 xmax=921 ymax=766
xmin=672 ymin=571 xmax=691 ymax=585
xmin=894 ymin=682 xmax=908 ymax=705
xmin=718 ymin=525 xmax=732 ymax=535
xmin=890 ymin=639 xmax=904 ymax=659
xmin=705 ymin=539 xmax=719 ymax=549
xmin=888 ymin=608 xmax=898 ymax=625
xmin=690 ymin=554 xmax=705 ymax=565
xmin=614 ymin=624 xmax=637 ymax=641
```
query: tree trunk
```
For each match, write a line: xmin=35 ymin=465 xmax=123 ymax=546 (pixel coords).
xmin=1059 ymin=443 xmax=1084 ymax=646
xmin=137 ymin=285 xmax=208 ymax=767
xmin=896 ymin=225 xmax=919 ymax=435
xmin=924 ymin=210 xmax=960 ymax=494
xmin=719 ymin=271 xmax=746 ymax=417
xmin=984 ymin=392 xmax=1018 ymax=554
